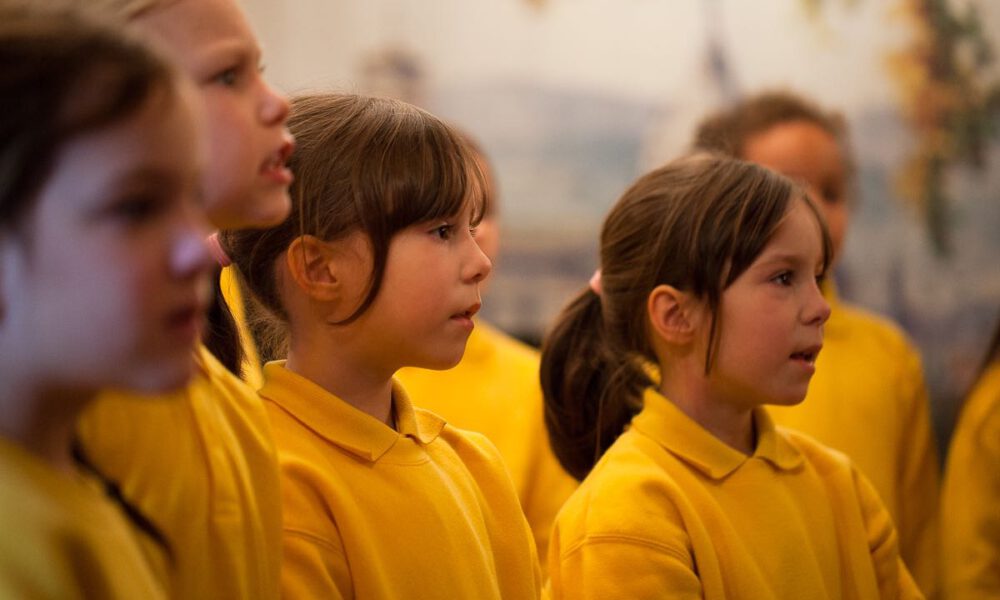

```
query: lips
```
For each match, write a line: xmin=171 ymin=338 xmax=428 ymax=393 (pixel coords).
xmin=449 ymin=302 xmax=481 ymax=331
xmin=453 ymin=302 xmax=481 ymax=320
xmin=260 ymin=134 xmax=295 ymax=184
xmin=790 ymin=344 xmax=822 ymax=364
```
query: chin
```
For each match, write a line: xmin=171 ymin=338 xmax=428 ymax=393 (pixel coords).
xmin=250 ymin=190 xmax=292 ymax=228
xmin=122 ymin=359 xmax=198 ymax=395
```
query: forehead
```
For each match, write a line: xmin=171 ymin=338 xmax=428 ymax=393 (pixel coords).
xmin=753 ymin=198 xmax=825 ymax=265
xmin=36 ymin=89 xmax=201 ymax=214
xmin=742 ymin=120 xmax=843 ymax=181
xmin=133 ymin=0 xmax=258 ymax=67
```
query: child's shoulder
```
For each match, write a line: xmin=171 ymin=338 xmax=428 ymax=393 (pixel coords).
xmin=830 ymin=301 xmax=918 ymax=359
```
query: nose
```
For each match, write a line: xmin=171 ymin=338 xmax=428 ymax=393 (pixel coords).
xmin=804 ymin=279 xmax=832 ymax=326
xmin=172 ymin=209 xmax=214 ymax=280
xmin=463 ymin=234 xmax=492 ymax=284
xmin=258 ymin=77 xmax=290 ymax=126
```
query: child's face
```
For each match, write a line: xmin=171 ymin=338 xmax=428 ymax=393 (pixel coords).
xmin=353 ymin=202 xmax=492 ymax=373
xmin=0 ymin=89 xmax=212 ymax=393
xmin=703 ymin=198 xmax=831 ymax=408
xmin=134 ymin=0 xmax=293 ymax=231
xmin=743 ymin=121 xmax=850 ymax=265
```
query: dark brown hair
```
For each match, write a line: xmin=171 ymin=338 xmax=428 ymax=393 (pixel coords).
xmin=540 ymin=153 xmax=832 ymax=480
xmin=0 ymin=4 xmax=174 ymax=232
xmin=221 ymin=93 xmax=486 ymax=358
xmin=692 ymin=90 xmax=856 ymax=193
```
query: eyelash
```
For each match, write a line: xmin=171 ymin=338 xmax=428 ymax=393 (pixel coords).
xmin=773 ymin=271 xmax=794 ymax=286
xmin=432 ymin=224 xmax=454 ymax=240
xmin=108 ymin=195 xmax=165 ymax=225
xmin=214 ymin=67 xmax=240 ymax=87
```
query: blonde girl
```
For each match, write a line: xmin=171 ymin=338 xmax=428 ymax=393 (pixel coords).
xmin=542 ymin=154 xmax=922 ymax=599
xmin=223 ymin=93 xmax=542 ymax=599
xmin=72 ymin=0 xmax=293 ymax=597
xmin=692 ymin=91 xmax=939 ymax=595
xmin=0 ymin=6 xmax=210 ymax=596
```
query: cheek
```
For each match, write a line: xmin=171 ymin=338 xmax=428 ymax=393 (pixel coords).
xmin=199 ymin=101 xmax=254 ymax=211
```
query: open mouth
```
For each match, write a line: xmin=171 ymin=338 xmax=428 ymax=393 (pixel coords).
xmin=261 ymin=137 xmax=295 ymax=179
xmin=790 ymin=346 xmax=821 ymax=364
xmin=453 ymin=302 xmax=481 ymax=320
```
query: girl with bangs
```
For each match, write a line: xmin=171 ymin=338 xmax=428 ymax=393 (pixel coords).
xmin=542 ymin=154 xmax=922 ymax=599
xmin=222 ymin=93 xmax=541 ymax=599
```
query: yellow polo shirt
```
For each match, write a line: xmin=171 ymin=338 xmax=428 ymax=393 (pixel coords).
xmin=941 ymin=360 xmax=1000 ymax=599
xmin=76 ymin=345 xmax=282 ymax=599
xmin=260 ymin=361 xmax=542 ymax=599
xmin=396 ymin=321 xmax=578 ymax=569
xmin=0 ymin=437 xmax=166 ymax=599
xmin=548 ymin=387 xmax=923 ymax=600
xmin=768 ymin=287 xmax=939 ymax=596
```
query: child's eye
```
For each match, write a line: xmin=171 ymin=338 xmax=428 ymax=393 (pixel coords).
xmin=772 ymin=271 xmax=793 ymax=286
xmin=431 ymin=224 xmax=454 ymax=240
xmin=815 ymin=272 xmax=827 ymax=286
xmin=107 ymin=195 xmax=166 ymax=225
xmin=469 ymin=226 xmax=478 ymax=238
xmin=213 ymin=66 xmax=240 ymax=87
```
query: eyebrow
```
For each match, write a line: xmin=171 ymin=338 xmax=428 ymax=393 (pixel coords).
xmin=753 ymin=252 xmax=809 ymax=269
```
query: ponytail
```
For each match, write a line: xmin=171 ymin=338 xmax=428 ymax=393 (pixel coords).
xmin=540 ymin=288 xmax=650 ymax=481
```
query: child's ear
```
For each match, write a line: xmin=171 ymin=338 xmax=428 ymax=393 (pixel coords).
xmin=647 ymin=284 xmax=701 ymax=345
xmin=285 ymin=235 xmax=340 ymax=301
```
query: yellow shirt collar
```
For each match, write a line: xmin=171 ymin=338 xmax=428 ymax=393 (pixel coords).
xmin=630 ymin=387 xmax=803 ymax=480
xmin=259 ymin=361 xmax=445 ymax=463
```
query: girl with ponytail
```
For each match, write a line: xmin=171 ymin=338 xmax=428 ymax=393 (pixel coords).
xmin=542 ymin=153 xmax=923 ymax=599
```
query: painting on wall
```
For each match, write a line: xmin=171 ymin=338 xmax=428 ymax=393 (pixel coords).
xmin=244 ymin=0 xmax=1000 ymax=437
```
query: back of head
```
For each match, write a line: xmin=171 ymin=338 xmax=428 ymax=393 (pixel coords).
xmin=541 ymin=153 xmax=830 ymax=480
xmin=222 ymin=93 xmax=486 ymax=357
xmin=0 ymin=3 xmax=175 ymax=232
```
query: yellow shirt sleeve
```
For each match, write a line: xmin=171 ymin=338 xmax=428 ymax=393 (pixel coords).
xmin=281 ymin=530 xmax=350 ymax=600
xmin=941 ymin=360 xmax=1000 ymax=599
xmin=548 ymin=490 xmax=702 ymax=600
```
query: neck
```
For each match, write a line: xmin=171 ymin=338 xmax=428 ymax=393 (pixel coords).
xmin=285 ymin=326 xmax=395 ymax=427
xmin=0 ymin=374 xmax=93 ymax=472
xmin=659 ymin=370 xmax=756 ymax=455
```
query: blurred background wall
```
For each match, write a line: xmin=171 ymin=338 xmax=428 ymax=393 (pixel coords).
xmin=241 ymin=0 xmax=1000 ymax=447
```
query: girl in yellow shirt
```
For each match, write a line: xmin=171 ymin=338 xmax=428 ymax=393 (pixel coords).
xmin=541 ymin=153 xmax=922 ymax=599
xmin=941 ymin=318 xmax=1000 ymax=598
xmin=0 ymin=8 xmax=211 ymax=597
xmin=692 ymin=92 xmax=940 ymax=596
xmin=222 ymin=93 xmax=541 ymax=599
xmin=73 ymin=0 xmax=294 ymax=597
